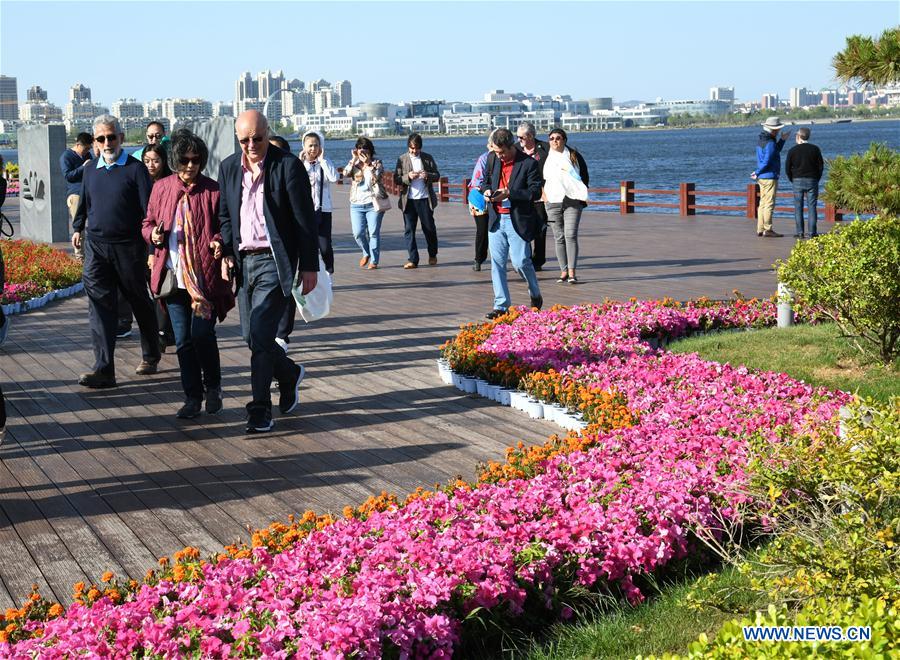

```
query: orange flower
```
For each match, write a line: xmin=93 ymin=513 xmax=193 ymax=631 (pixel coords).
xmin=48 ymin=603 xmax=64 ymax=618
xmin=101 ymin=571 xmax=114 ymax=583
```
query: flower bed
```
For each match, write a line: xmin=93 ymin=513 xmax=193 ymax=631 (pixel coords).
xmin=1 ymin=239 xmax=83 ymax=314
xmin=1 ymin=299 xmax=848 ymax=657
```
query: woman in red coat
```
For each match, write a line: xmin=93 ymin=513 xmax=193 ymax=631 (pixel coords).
xmin=142 ymin=130 xmax=235 ymax=419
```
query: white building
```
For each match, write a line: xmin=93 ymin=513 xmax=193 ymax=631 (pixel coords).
xmin=560 ymin=113 xmax=622 ymax=131
xmin=19 ymin=102 xmax=63 ymax=123
xmin=162 ymin=98 xmax=213 ymax=127
xmin=111 ymin=98 xmax=145 ymax=118
xmin=356 ymin=117 xmax=395 ymax=137
xmin=398 ymin=117 xmax=442 ymax=134
xmin=442 ymin=112 xmax=492 ymax=135
xmin=709 ymin=86 xmax=735 ymax=105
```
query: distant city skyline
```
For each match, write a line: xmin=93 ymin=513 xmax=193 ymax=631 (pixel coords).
xmin=1 ymin=1 xmax=895 ymax=108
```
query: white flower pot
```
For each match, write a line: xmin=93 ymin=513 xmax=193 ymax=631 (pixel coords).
xmin=544 ymin=404 xmax=566 ymax=424
xmin=461 ymin=377 xmax=478 ymax=394
xmin=436 ymin=359 xmax=453 ymax=384
xmin=524 ymin=399 xmax=544 ymax=419
xmin=452 ymin=372 xmax=466 ymax=391
xmin=475 ymin=379 xmax=489 ymax=397
xmin=484 ymin=384 xmax=501 ymax=402
xmin=509 ymin=390 xmax=530 ymax=411
xmin=497 ymin=389 xmax=514 ymax=406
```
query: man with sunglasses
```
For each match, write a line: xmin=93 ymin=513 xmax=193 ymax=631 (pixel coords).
xmin=515 ymin=122 xmax=549 ymax=271
xmin=218 ymin=110 xmax=318 ymax=433
xmin=131 ymin=121 xmax=168 ymax=162
xmin=72 ymin=114 xmax=161 ymax=388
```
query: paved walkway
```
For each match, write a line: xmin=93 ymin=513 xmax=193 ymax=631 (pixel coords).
xmin=0 ymin=191 xmax=808 ymax=607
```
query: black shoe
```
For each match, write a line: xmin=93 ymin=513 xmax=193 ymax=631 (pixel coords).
xmin=78 ymin=371 xmax=117 ymax=388
xmin=757 ymin=232 xmax=763 ymax=237
xmin=530 ymin=295 xmax=543 ymax=310
xmin=278 ymin=363 xmax=305 ymax=414
xmin=116 ymin=327 xmax=133 ymax=339
xmin=557 ymin=273 xmax=568 ymax=283
xmin=809 ymin=233 xmax=818 ymax=238
xmin=533 ymin=265 xmax=543 ymax=272
xmin=793 ymin=233 xmax=803 ymax=238
xmin=135 ymin=360 xmax=159 ymax=375
xmin=176 ymin=399 xmax=202 ymax=419
xmin=472 ymin=260 xmax=481 ymax=272
xmin=485 ymin=308 xmax=507 ymax=320
xmin=246 ymin=409 xmax=274 ymax=433
xmin=568 ymin=276 xmax=578 ymax=285
xmin=762 ymin=230 xmax=783 ymax=238
xmin=205 ymin=387 xmax=223 ymax=415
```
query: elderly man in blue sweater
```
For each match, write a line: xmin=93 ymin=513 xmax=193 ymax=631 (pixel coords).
xmin=72 ymin=115 xmax=161 ymax=388
xmin=751 ymin=116 xmax=791 ymax=238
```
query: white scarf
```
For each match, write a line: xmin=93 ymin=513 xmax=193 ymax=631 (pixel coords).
xmin=543 ymin=147 xmax=588 ymax=203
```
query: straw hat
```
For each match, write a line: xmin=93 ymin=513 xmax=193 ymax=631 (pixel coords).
xmin=761 ymin=116 xmax=785 ymax=132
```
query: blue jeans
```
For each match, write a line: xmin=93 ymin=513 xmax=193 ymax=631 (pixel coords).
xmin=237 ymin=253 xmax=297 ymax=413
xmin=488 ymin=215 xmax=541 ymax=311
xmin=350 ymin=203 xmax=384 ymax=265
xmin=165 ymin=289 xmax=220 ymax=402
xmin=792 ymin=177 xmax=819 ymax=236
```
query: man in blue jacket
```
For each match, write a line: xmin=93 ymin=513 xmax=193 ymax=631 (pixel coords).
xmin=59 ymin=132 xmax=94 ymax=260
xmin=751 ymin=116 xmax=790 ymax=237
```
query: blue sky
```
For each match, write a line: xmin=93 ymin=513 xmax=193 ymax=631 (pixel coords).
xmin=1 ymin=1 xmax=896 ymax=107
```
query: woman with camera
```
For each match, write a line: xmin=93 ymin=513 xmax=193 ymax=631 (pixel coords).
xmin=344 ymin=137 xmax=387 ymax=270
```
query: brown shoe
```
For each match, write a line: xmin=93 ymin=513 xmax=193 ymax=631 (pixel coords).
xmin=359 ymin=255 xmax=369 ymax=268
xmin=367 ymin=263 xmax=378 ymax=270
xmin=428 ymin=256 xmax=438 ymax=266
xmin=403 ymin=262 xmax=417 ymax=269
xmin=135 ymin=360 xmax=159 ymax=375
xmin=762 ymin=230 xmax=783 ymax=238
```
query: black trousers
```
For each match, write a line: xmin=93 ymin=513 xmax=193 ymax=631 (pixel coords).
xmin=82 ymin=239 xmax=161 ymax=375
xmin=317 ymin=211 xmax=334 ymax=273
xmin=532 ymin=202 xmax=548 ymax=269
xmin=402 ymin=198 xmax=438 ymax=265
xmin=474 ymin=212 xmax=489 ymax=264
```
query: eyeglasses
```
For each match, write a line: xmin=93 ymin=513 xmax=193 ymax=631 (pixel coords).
xmin=548 ymin=136 xmax=564 ymax=141
xmin=516 ymin=135 xmax=529 ymax=141
xmin=179 ymin=156 xmax=201 ymax=166
xmin=239 ymin=136 xmax=265 ymax=145
xmin=146 ymin=133 xmax=163 ymax=140
xmin=95 ymin=134 xmax=119 ymax=144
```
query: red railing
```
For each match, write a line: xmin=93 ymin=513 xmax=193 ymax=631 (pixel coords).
xmin=339 ymin=169 xmax=850 ymax=222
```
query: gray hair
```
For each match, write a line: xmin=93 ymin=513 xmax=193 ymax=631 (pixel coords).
xmin=796 ymin=127 xmax=811 ymax=141
xmin=492 ymin=128 xmax=515 ymax=148
xmin=486 ymin=128 xmax=499 ymax=149
xmin=92 ymin=114 xmax=122 ymax=134
xmin=517 ymin=121 xmax=536 ymax=137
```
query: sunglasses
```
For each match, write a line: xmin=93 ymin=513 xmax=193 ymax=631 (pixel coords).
xmin=179 ymin=156 xmax=201 ymax=166
xmin=95 ymin=134 xmax=119 ymax=144
xmin=239 ymin=136 xmax=265 ymax=145
xmin=146 ymin=133 xmax=163 ymax=140
xmin=548 ymin=135 xmax=564 ymax=141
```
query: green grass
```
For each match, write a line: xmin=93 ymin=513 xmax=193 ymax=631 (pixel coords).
xmin=669 ymin=323 xmax=899 ymax=403
xmin=519 ymin=564 xmax=762 ymax=659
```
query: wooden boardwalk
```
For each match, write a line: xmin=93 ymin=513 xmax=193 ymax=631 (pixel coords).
xmin=0 ymin=190 xmax=808 ymax=608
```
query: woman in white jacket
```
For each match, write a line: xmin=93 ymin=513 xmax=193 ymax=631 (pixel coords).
xmin=300 ymin=130 xmax=339 ymax=274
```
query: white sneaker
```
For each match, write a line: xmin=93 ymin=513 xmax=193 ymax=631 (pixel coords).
xmin=275 ymin=337 xmax=289 ymax=353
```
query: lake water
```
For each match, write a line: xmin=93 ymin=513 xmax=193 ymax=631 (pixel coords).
xmin=3 ymin=119 xmax=897 ymax=214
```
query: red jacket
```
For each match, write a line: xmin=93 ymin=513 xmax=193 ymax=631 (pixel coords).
xmin=142 ymin=174 xmax=235 ymax=321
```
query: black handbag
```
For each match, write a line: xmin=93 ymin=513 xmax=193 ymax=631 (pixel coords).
xmin=154 ymin=268 xmax=177 ymax=299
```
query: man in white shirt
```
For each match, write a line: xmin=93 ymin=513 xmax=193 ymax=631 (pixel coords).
xmin=394 ymin=133 xmax=441 ymax=269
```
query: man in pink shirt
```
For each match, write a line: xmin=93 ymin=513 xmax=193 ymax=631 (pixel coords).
xmin=219 ymin=110 xmax=319 ymax=433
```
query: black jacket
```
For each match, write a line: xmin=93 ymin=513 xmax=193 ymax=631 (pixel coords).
xmin=479 ymin=150 xmax=543 ymax=241
xmin=218 ymin=146 xmax=319 ymax=297
xmin=785 ymin=142 xmax=825 ymax=182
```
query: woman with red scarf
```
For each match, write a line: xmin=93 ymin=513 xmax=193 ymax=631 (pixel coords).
xmin=142 ymin=130 xmax=235 ymax=419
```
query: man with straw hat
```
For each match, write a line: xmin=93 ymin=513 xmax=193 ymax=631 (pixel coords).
xmin=751 ymin=116 xmax=791 ymax=237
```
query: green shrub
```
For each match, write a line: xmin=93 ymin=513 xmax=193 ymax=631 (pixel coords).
xmin=777 ymin=216 xmax=900 ymax=363
xmin=677 ymin=596 xmax=898 ymax=659
xmin=824 ymin=142 xmax=900 ymax=218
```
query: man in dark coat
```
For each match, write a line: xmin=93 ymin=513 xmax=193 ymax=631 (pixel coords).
xmin=479 ymin=128 xmax=544 ymax=319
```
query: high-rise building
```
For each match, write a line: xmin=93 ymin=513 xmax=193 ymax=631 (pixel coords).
xmin=162 ymin=98 xmax=213 ymax=126
xmin=334 ymin=80 xmax=352 ymax=107
xmin=26 ymin=85 xmax=48 ymax=102
xmin=761 ymin=93 xmax=779 ymax=109
xmin=212 ymin=101 xmax=234 ymax=118
xmin=69 ymin=83 xmax=92 ymax=103
xmin=820 ymin=90 xmax=837 ymax=106
xmin=313 ymin=88 xmax=333 ymax=114
xmin=111 ymin=98 xmax=145 ymax=118
xmin=0 ymin=75 xmax=19 ymax=120
xmin=709 ymin=86 xmax=735 ymax=105
xmin=234 ymin=71 xmax=259 ymax=106
xmin=19 ymin=102 xmax=63 ymax=123
xmin=257 ymin=69 xmax=285 ymax=102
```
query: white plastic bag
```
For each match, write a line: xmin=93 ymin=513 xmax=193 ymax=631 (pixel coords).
xmin=292 ymin=257 xmax=332 ymax=323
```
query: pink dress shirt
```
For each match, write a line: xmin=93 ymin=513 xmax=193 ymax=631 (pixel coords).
xmin=239 ymin=155 xmax=270 ymax=250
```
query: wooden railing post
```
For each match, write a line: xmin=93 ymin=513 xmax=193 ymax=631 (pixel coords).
xmin=462 ymin=178 xmax=471 ymax=204
xmin=746 ymin=183 xmax=759 ymax=219
xmin=439 ymin=176 xmax=449 ymax=203
xmin=679 ymin=183 xmax=695 ymax=216
xmin=824 ymin=203 xmax=844 ymax=223
xmin=619 ymin=180 xmax=634 ymax=215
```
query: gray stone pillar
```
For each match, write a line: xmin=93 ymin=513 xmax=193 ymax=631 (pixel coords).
xmin=186 ymin=117 xmax=239 ymax=181
xmin=16 ymin=124 xmax=70 ymax=243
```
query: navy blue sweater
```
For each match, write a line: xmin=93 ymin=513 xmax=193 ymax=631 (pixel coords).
xmin=59 ymin=148 xmax=88 ymax=197
xmin=73 ymin=156 xmax=152 ymax=243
